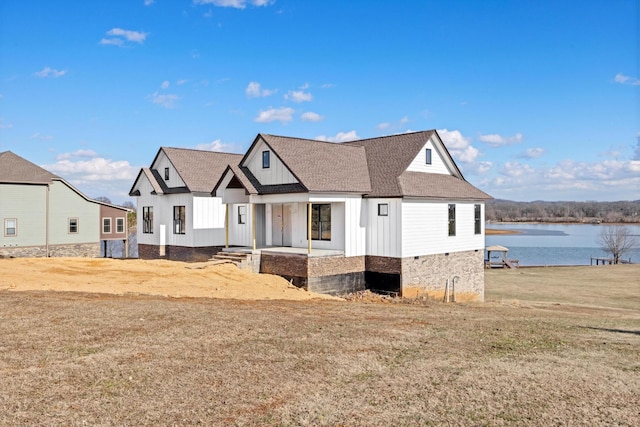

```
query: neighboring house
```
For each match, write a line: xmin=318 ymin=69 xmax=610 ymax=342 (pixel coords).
xmin=0 ymin=151 xmax=130 ymax=258
xmin=128 ymin=147 xmax=243 ymax=261
xmin=213 ymin=130 xmax=492 ymax=300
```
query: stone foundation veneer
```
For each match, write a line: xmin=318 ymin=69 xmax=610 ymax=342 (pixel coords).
xmin=0 ymin=243 xmax=100 ymax=258
xmin=260 ymin=252 xmax=366 ymax=295
xmin=400 ymin=250 xmax=485 ymax=302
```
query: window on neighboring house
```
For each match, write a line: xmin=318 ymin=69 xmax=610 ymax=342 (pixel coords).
xmin=4 ymin=219 xmax=17 ymax=237
xmin=378 ymin=203 xmax=388 ymax=216
xmin=474 ymin=204 xmax=482 ymax=235
xmin=448 ymin=204 xmax=456 ymax=236
xmin=262 ymin=150 xmax=270 ymax=168
xmin=116 ymin=217 xmax=125 ymax=234
xmin=143 ymin=206 xmax=153 ymax=234
xmin=68 ymin=218 xmax=79 ymax=234
xmin=426 ymin=148 xmax=432 ymax=165
xmin=308 ymin=204 xmax=331 ymax=241
xmin=164 ymin=167 xmax=170 ymax=180
xmin=238 ymin=205 xmax=247 ymax=224
xmin=103 ymin=218 xmax=112 ymax=234
xmin=174 ymin=206 xmax=186 ymax=234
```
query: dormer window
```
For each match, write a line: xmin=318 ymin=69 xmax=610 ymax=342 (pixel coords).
xmin=164 ymin=167 xmax=170 ymax=180
xmin=425 ymin=148 xmax=432 ymax=165
xmin=262 ymin=151 xmax=270 ymax=169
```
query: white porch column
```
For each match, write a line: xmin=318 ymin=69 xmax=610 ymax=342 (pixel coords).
xmin=225 ymin=204 xmax=229 ymax=248
xmin=252 ymin=203 xmax=256 ymax=251
xmin=307 ymin=202 xmax=312 ymax=254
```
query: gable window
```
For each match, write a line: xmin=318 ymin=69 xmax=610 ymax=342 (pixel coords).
xmin=448 ymin=204 xmax=456 ymax=236
xmin=143 ymin=206 xmax=153 ymax=234
xmin=116 ymin=218 xmax=125 ymax=234
xmin=378 ymin=203 xmax=389 ymax=216
xmin=68 ymin=218 xmax=79 ymax=234
xmin=103 ymin=218 xmax=112 ymax=234
xmin=174 ymin=206 xmax=186 ymax=234
xmin=474 ymin=204 xmax=482 ymax=235
xmin=238 ymin=205 xmax=247 ymax=224
xmin=4 ymin=219 xmax=17 ymax=237
xmin=262 ymin=151 xmax=270 ymax=168
xmin=308 ymin=204 xmax=331 ymax=241
xmin=164 ymin=167 xmax=170 ymax=180
xmin=426 ymin=148 xmax=432 ymax=165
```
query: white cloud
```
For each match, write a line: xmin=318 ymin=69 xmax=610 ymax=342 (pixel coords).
xmin=437 ymin=129 xmax=481 ymax=164
xmin=301 ymin=112 xmax=323 ymax=122
xmin=30 ymin=132 xmax=54 ymax=141
xmin=376 ymin=122 xmax=391 ymax=130
xmin=254 ymin=107 xmax=295 ymax=123
xmin=193 ymin=0 xmax=274 ymax=9
xmin=0 ymin=118 xmax=13 ymax=129
xmin=144 ymin=0 xmax=155 ymax=5
xmin=149 ymin=91 xmax=180 ymax=108
xmin=246 ymin=81 xmax=276 ymax=98
xmin=400 ymin=116 xmax=409 ymax=124
xmin=56 ymin=149 xmax=98 ymax=160
xmin=320 ymin=83 xmax=335 ymax=89
xmin=177 ymin=79 xmax=188 ymax=86
xmin=194 ymin=139 xmax=229 ymax=152
xmin=161 ymin=80 xmax=170 ymax=89
xmin=100 ymin=28 xmax=148 ymax=46
xmin=44 ymin=156 xmax=137 ymax=182
xmin=520 ymin=147 xmax=544 ymax=159
xmin=284 ymin=90 xmax=312 ymax=103
xmin=34 ymin=67 xmax=66 ymax=78
xmin=614 ymin=73 xmax=640 ymax=85
xmin=478 ymin=132 xmax=523 ymax=147
xmin=315 ymin=130 xmax=359 ymax=143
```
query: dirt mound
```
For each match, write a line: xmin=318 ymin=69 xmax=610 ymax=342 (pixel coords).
xmin=0 ymin=257 xmax=337 ymax=301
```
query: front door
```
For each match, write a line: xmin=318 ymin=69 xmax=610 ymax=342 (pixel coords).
xmin=271 ymin=204 xmax=292 ymax=247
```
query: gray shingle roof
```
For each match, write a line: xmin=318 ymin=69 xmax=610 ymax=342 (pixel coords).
xmin=0 ymin=151 xmax=59 ymax=184
xmin=257 ymin=134 xmax=372 ymax=193
xmin=398 ymin=171 xmax=492 ymax=200
xmin=159 ymin=147 xmax=243 ymax=194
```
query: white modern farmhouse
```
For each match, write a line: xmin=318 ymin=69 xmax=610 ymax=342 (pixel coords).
xmin=0 ymin=151 xmax=130 ymax=258
xmin=131 ymin=130 xmax=492 ymax=300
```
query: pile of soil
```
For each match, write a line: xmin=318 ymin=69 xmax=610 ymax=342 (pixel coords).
xmin=0 ymin=257 xmax=337 ymax=301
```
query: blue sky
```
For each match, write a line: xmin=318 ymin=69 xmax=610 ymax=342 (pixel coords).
xmin=1 ymin=0 xmax=639 ymax=204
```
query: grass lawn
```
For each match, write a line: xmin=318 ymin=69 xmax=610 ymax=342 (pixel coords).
xmin=1 ymin=265 xmax=639 ymax=425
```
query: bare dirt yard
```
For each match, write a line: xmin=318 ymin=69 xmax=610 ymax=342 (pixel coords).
xmin=1 ymin=259 xmax=639 ymax=426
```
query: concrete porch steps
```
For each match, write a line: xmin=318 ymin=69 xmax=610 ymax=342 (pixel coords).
xmin=209 ymin=251 xmax=254 ymax=270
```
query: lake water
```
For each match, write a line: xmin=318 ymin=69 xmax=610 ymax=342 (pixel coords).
xmin=485 ymin=223 xmax=640 ymax=266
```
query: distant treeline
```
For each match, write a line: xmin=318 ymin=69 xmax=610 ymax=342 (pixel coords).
xmin=486 ymin=200 xmax=640 ymax=223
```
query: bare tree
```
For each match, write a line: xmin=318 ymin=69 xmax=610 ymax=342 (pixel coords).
xmin=598 ymin=226 xmax=639 ymax=264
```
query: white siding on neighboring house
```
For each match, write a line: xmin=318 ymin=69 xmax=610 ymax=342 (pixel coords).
xmin=401 ymin=200 xmax=485 ymax=257
xmin=0 ymin=184 xmax=47 ymax=247
xmin=406 ymin=137 xmax=450 ymax=175
xmin=153 ymin=151 xmax=186 ymax=188
xmin=366 ymin=198 xmax=402 ymax=257
xmin=48 ymin=181 xmax=99 ymax=244
xmin=244 ymin=139 xmax=298 ymax=185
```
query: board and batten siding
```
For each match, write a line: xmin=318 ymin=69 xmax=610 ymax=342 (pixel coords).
xmin=48 ymin=181 xmax=99 ymax=245
xmin=153 ymin=151 xmax=186 ymax=188
xmin=0 ymin=183 xmax=48 ymax=247
xmin=227 ymin=203 xmax=252 ymax=247
xmin=365 ymin=198 xmax=402 ymax=258
xmin=401 ymin=200 xmax=484 ymax=257
xmin=406 ymin=137 xmax=451 ymax=175
xmin=344 ymin=197 xmax=366 ymax=257
xmin=135 ymin=175 xmax=158 ymax=246
xmin=244 ymin=139 xmax=298 ymax=186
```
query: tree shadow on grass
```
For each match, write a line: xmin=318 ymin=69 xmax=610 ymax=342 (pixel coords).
xmin=583 ymin=327 xmax=640 ymax=336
